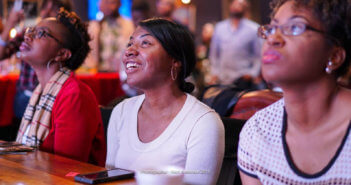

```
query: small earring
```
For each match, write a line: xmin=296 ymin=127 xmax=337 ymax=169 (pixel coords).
xmin=171 ymin=66 xmax=177 ymax=81
xmin=47 ymin=60 xmax=52 ymax=70
xmin=325 ymin=60 xmax=333 ymax=74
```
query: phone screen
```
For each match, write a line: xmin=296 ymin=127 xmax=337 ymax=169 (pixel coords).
xmin=83 ymin=169 xmax=133 ymax=179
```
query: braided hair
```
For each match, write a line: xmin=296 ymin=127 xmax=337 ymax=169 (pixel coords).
xmin=56 ymin=8 xmax=91 ymax=70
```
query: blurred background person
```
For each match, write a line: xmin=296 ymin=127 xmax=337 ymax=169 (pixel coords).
xmin=16 ymin=8 xmax=106 ymax=166
xmin=84 ymin=0 xmax=134 ymax=72
xmin=131 ymin=0 xmax=151 ymax=27
xmin=155 ymin=0 xmax=175 ymax=21
xmin=0 ymin=8 xmax=24 ymax=60
xmin=196 ymin=22 xmax=214 ymax=87
xmin=39 ymin=0 xmax=73 ymax=20
xmin=209 ymin=0 xmax=262 ymax=89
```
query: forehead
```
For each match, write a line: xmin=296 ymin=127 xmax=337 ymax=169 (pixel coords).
xmin=37 ymin=19 xmax=66 ymax=37
xmin=273 ymin=1 xmax=321 ymax=24
xmin=131 ymin=26 xmax=152 ymax=38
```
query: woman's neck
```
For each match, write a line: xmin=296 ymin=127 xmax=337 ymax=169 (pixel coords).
xmin=142 ymin=83 xmax=186 ymax=112
xmin=33 ymin=65 xmax=60 ymax=88
xmin=282 ymin=79 xmax=339 ymax=129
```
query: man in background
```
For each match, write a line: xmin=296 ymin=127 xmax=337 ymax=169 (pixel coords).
xmin=84 ymin=0 xmax=134 ymax=72
xmin=131 ymin=0 xmax=151 ymax=27
xmin=209 ymin=0 xmax=262 ymax=87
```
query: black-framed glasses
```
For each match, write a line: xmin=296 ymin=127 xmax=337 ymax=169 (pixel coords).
xmin=257 ymin=22 xmax=324 ymax=39
xmin=25 ymin=27 xmax=64 ymax=45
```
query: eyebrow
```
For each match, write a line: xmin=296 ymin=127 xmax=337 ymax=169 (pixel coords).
xmin=36 ymin=26 xmax=51 ymax=32
xmin=129 ymin=33 xmax=152 ymax=41
xmin=140 ymin=33 xmax=152 ymax=38
xmin=272 ymin=15 xmax=309 ymax=23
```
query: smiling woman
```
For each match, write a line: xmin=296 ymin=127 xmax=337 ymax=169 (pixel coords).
xmin=15 ymin=8 xmax=106 ymax=166
xmin=237 ymin=0 xmax=351 ymax=184
xmin=106 ymin=18 xmax=225 ymax=185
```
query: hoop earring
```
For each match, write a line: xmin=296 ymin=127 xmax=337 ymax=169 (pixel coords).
xmin=325 ymin=60 xmax=333 ymax=74
xmin=47 ymin=60 xmax=52 ymax=70
xmin=171 ymin=66 xmax=177 ymax=81
xmin=59 ymin=62 xmax=63 ymax=69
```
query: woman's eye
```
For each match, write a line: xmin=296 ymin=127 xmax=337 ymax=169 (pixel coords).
xmin=290 ymin=25 xmax=303 ymax=35
xmin=141 ymin=41 xmax=151 ymax=46
xmin=37 ymin=30 xmax=46 ymax=38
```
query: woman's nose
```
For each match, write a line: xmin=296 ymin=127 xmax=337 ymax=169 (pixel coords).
xmin=124 ymin=45 xmax=138 ymax=57
xmin=24 ymin=33 xmax=33 ymax=42
xmin=266 ymin=31 xmax=285 ymax=47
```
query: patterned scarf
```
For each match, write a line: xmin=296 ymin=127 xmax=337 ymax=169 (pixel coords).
xmin=16 ymin=67 xmax=71 ymax=147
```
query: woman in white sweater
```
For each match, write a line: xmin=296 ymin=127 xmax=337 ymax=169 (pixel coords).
xmin=106 ymin=18 xmax=225 ymax=185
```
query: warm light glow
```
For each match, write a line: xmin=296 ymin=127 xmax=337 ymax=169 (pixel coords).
xmin=181 ymin=0 xmax=191 ymax=4
xmin=10 ymin=28 xmax=17 ymax=38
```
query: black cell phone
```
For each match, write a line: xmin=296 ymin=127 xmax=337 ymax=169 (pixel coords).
xmin=74 ymin=168 xmax=135 ymax=184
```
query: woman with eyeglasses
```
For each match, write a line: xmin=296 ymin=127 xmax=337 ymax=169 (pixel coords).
xmin=238 ymin=0 xmax=351 ymax=184
xmin=15 ymin=8 xmax=106 ymax=166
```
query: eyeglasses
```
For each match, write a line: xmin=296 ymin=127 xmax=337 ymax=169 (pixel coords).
xmin=257 ymin=22 xmax=324 ymax=39
xmin=25 ymin=27 xmax=64 ymax=45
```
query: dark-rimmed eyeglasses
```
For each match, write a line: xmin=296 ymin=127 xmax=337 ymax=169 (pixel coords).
xmin=257 ymin=22 xmax=324 ymax=39
xmin=25 ymin=27 xmax=64 ymax=46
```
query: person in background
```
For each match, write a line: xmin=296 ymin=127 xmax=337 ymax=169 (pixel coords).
xmin=131 ymin=0 xmax=151 ymax=27
xmin=39 ymin=0 xmax=73 ymax=19
xmin=106 ymin=18 xmax=224 ymax=185
xmin=209 ymin=0 xmax=262 ymax=87
xmin=0 ymin=8 xmax=24 ymax=60
xmin=238 ymin=0 xmax=351 ymax=184
xmin=16 ymin=8 xmax=106 ymax=166
xmin=84 ymin=0 xmax=134 ymax=72
xmin=155 ymin=0 xmax=176 ymax=22
xmin=195 ymin=23 xmax=214 ymax=88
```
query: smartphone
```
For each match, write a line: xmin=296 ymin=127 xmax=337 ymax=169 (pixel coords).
xmin=74 ymin=168 xmax=135 ymax=184
xmin=13 ymin=0 xmax=23 ymax=11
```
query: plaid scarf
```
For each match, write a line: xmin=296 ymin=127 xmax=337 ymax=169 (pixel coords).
xmin=16 ymin=67 xmax=71 ymax=147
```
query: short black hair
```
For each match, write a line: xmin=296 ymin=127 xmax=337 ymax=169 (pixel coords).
xmin=270 ymin=0 xmax=351 ymax=77
xmin=56 ymin=8 xmax=91 ymax=70
xmin=40 ymin=0 xmax=73 ymax=12
xmin=139 ymin=18 xmax=196 ymax=93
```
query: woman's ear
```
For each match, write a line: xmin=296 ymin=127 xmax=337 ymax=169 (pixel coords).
xmin=55 ymin=48 xmax=72 ymax=62
xmin=172 ymin=59 xmax=182 ymax=68
xmin=329 ymin=46 xmax=346 ymax=71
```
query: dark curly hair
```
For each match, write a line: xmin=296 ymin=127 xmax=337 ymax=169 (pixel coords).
xmin=139 ymin=18 xmax=196 ymax=93
xmin=270 ymin=0 xmax=351 ymax=78
xmin=56 ymin=8 xmax=91 ymax=70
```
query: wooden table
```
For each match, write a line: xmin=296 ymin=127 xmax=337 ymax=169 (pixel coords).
xmin=0 ymin=150 xmax=136 ymax=185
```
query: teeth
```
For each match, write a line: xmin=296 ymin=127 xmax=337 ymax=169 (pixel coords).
xmin=126 ymin=62 xmax=139 ymax=69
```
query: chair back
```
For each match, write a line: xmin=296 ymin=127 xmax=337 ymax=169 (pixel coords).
xmin=230 ymin=89 xmax=283 ymax=120
xmin=216 ymin=117 xmax=246 ymax=185
xmin=99 ymin=106 xmax=113 ymax=141
xmin=200 ymin=85 xmax=247 ymax=116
